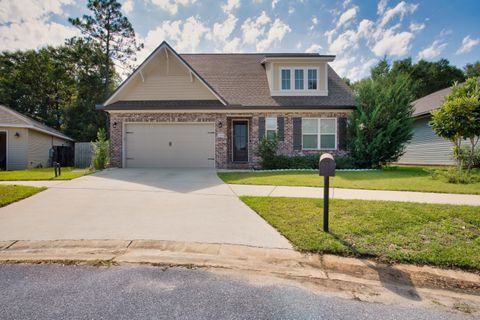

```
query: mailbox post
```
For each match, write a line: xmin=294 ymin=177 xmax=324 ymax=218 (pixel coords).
xmin=319 ymin=153 xmax=336 ymax=232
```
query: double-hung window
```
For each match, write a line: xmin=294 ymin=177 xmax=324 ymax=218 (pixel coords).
xmin=302 ymin=118 xmax=336 ymax=150
xmin=280 ymin=68 xmax=318 ymax=91
xmin=281 ymin=69 xmax=291 ymax=90
xmin=265 ymin=117 xmax=277 ymax=139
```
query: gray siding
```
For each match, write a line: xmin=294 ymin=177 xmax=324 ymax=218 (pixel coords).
xmin=27 ymin=129 xmax=71 ymax=168
xmin=0 ymin=127 xmax=28 ymax=170
xmin=398 ymin=116 xmax=454 ymax=165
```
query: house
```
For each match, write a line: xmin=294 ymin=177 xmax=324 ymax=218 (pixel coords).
xmin=0 ymin=105 xmax=74 ymax=170
xmin=97 ymin=41 xmax=355 ymax=169
xmin=397 ymin=87 xmax=455 ymax=165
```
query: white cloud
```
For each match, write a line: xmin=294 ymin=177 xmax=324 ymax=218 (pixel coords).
xmin=379 ymin=1 xmax=418 ymax=27
xmin=309 ymin=16 xmax=318 ymax=31
xmin=209 ymin=14 xmax=238 ymax=42
xmin=149 ymin=0 xmax=197 ymax=15
xmin=371 ymin=28 xmax=414 ymax=56
xmin=347 ymin=57 xmax=377 ymax=80
xmin=122 ymin=0 xmax=134 ymax=14
xmin=0 ymin=0 xmax=78 ymax=51
xmin=377 ymin=0 xmax=387 ymax=15
xmin=328 ymin=30 xmax=359 ymax=54
xmin=256 ymin=18 xmax=291 ymax=52
xmin=288 ymin=6 xmax=295 ymax=15
xmin=272 ymin=0 xmax=279 ymax=9
xmin=336 ymin=6 xmax=358 ymax=28
xmin=241 ymin=11 xmax=271 ymax=44
xmin=296 ymin=42 xmax=302 ymax=49
xmin=222 ymin=0 xmax=240 ymax=13
xmin=222 ymin=37 xmax=242 ymax=52
xmin=305 ymin=44 xmax=322 ymax=53
xmin=330 ymin=55 xmax=356 ymax=76
xmin=418 ymin=40 xmax=446 ymax=59
xmin=456 ymin=35 xmax=480 ymax=54
xmin=409 ymin=22 xmax=425 ymax=32
xmin=139 ymin=16 xmax=208 ymax=61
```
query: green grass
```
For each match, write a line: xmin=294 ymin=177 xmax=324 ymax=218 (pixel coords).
xmin=219 ymin=167 xmax=480 ymax=194
xmin=241 ymin=196 xmax=480 ymax=270
xmin=0 ymin=167 xmax=89 ymax=181
xmin=0 ymin=185 xmax=46 ymax=207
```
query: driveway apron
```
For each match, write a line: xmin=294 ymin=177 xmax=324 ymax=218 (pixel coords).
xmin=0 ymin=169 xmax=291 ymax=249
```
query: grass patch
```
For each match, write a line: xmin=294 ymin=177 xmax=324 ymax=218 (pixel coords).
xmin=241 ymin=196 xmax=480 ymax=270
xmin=0 ymin=185 xmax=46 ymax=207
xmin=219 ymin=167 xmax=480 ymax=194
xmin=0 ymin=167 xmax=89 ymax=181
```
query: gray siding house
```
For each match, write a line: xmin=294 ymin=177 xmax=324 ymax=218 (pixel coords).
xmin=0 ymin=105 xmax=74 ymax=170
xmin=397 ymin=87 xmax=455 ymax=165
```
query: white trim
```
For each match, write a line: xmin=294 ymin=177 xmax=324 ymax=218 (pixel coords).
xmin=301 ymin=117 xmax=337 ymax=150
xmin=0 ymin=129 xmax=7 ymax=170
xmin=0 ymin=124 xmax=73 ymax=141
xmin=104 ymin=43 xmax=227 ymax=106
xmin=107 ymin=109 xmax=354 ymax=114
xmin=265 ymin=116 xmax=277 ymax=138
xmin=277 ymin=66 xmax=325 ymax=96
xmin=231 ymin=119 xmax=250 ymax=163
xmin=122 ymin=121 xmax=216 ymax=169
xmin=262 ymin=56 xmax=335 ymax=63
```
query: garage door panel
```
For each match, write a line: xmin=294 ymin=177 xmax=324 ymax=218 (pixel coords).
xmin=125 ymin=123 xmax=215 ymax=168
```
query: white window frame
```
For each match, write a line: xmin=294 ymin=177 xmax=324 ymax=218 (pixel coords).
xmin=279 ymin=67 xmax=319 ymax=92
xmin=265 ymin=117 xmax=277 ymax=139
xmin=301 ymin=118 xmax=337 ymax=150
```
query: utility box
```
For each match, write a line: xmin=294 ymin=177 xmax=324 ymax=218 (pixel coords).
xmin=319 ymin=153 xmax=336 ymax=177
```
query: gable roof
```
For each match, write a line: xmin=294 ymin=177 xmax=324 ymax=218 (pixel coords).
xmin=412 ymin=87 xmax=452 ymax=117
xmin=100 ymin=42 xmax=355 ymax=110
xmin=0 ymin=105 xmax=74 ymax=141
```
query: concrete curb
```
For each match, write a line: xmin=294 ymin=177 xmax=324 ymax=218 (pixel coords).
xmin=0 ymin=239 xmax=479 ymax=295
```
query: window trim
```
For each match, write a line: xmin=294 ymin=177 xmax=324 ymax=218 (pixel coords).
xmin=279 ymin=67 xmax=319 ymax=92
xmin=265 ymin=117 xmax=277 ymax=139
xmin=301 ymin=117 xmax=337 ymax=150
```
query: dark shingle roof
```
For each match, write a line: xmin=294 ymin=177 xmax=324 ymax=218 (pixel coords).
xmin=412 ymin=87 xmax=452 ymax=117
xmin=0 ymin=105 xmax=73 ymax=141
xmin=180 ymin=54 xmax=354 ymax=108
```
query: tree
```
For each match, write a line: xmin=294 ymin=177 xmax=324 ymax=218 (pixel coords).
xmin=91 ymin=128 xmax=110 ymax=170
xmin=464 ymin=61 xmax=480 ymax=78
xmin=348 ymin=62 xmax=414 ymax=168
xmin=431 ymin=77 xmax=480 ymax=171
xmin=69 ymin=0 xmax=143 ymax=97
xmin=390 ymin=58 xmax=465 ymax=99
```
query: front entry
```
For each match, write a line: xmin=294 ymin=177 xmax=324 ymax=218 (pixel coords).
xmin=0 ymin=132 xmax=6 ymax=170
xmin=233 ymin=121 xmax=248 ymax=162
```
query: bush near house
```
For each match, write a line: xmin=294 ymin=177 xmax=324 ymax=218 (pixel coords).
xmin=91 ymin=128 xmax=110 ymax=170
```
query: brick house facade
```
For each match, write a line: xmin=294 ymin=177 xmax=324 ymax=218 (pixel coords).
xmin=99 ymin=42 xmax=355 ymax=169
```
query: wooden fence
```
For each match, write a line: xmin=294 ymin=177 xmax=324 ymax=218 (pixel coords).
xmin=74 ymin=142 xmax=93 ymax=168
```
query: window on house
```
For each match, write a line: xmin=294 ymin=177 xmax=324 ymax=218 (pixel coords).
xmin=308 ymin=69 xmax=318 ymax=90
xmin=266 ymin=117 xmax=277 ymax=139
xmin=302 ymin=118 xmax=336 ymax=149
xmin=281 ymin=69 xmax=291 ymax=90
xmin=294 ymin=69 xmax=304 ymax=90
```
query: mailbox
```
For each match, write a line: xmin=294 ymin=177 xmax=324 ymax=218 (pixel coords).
xmin=318 ymin=153 xmax=335 ymax=232
xmin=319 ymin=153 xmax=336 ymax=177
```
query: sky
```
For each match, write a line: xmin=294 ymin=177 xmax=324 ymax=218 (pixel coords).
xmin=0 ymin=0 xmax=479 ymax=81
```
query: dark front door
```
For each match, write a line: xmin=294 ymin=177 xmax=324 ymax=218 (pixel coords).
xmin=0 ymin=132 xmax=6 ymax=171
xmin=233 ymin=121 xmax=248 ymax=162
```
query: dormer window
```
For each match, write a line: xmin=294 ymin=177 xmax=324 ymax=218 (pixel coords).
xmin=280 ymin=67 xmax=319 ymax=92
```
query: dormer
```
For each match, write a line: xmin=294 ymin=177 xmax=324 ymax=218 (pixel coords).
xmin=262 ymin=54 xmax=335 ymax=96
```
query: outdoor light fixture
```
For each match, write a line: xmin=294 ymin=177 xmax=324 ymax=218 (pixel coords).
xmin=112 ymin=121 xmax=118 ymax=128
xmin=218 ymin=122 xmax=223 ymax=128
xmin=14 ymin=132 xmax=20 ymax=138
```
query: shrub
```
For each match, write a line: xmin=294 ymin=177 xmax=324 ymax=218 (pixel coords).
xmin=430 ymin=167 xmax=480 ymax=184
xmin=457 ymin=146 xmax=480 ymax=169
xmin=255 ymin=136 xmax=278 ymax=169
xmin=91 ymin=128 xmax=110 ymax=170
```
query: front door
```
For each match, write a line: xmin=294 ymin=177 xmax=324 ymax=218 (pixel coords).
xmin=0 ymin=132 xmax=6 ymax=171
xmin=233 ymin=121 xmax=248 ymax=162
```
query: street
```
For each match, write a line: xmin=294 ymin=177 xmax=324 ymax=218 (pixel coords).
xmin=0 ymin=264 xmax=473 ymax=320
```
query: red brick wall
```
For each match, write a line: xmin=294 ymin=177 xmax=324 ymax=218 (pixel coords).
xmin=108 ymin=111 xmax=349 ymax=169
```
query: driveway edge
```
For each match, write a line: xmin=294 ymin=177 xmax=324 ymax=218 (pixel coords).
xmin=0 ymin=239 xmax=478 ymax=295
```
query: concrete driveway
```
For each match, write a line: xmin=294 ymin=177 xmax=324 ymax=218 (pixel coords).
xmin=0 ymin=169 xmax=291 ymax=248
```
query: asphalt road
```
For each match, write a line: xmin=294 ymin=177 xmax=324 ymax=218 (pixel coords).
xmin=0 ymin=265 xmax=473 ymax=320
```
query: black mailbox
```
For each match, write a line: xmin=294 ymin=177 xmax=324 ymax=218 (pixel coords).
xmin=318 ymin=153 xmax=335 ymax=232
xmin=319 ymin=153 xmax=336 ymax=177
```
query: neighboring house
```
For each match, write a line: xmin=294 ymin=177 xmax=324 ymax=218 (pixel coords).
xmin=97 ymin=41 xmax=355 ymax=169
xmin=0 ymin=105 xmax=74 ymax=170
xmin=397 ymin=87 xmax=455 ymax=165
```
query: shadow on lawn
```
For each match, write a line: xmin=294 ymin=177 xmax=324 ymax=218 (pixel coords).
xmin=330 ymin=232 xmax=421 ymax=301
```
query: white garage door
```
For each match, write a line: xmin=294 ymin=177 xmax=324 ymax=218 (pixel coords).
xmin=124 ymin=123 xmax=215 ymax=168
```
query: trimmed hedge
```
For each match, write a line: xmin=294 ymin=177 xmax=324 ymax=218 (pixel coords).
xmin=262 ymin=154 xmax=356 ymax=170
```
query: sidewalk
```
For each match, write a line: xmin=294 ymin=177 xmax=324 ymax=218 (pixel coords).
xmin=229 ymin=184 xmax=480 ymax=206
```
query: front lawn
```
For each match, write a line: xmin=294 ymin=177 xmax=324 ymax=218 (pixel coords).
xmin=219 ymin=167 xmax=480 ymax=194
xmin=0 ymin=167 xmax=89 ymax=181
xmin=241 ymin=196 xmax=480 ymax=270
xmin=0 ymin=185 xmax=46 ymax=207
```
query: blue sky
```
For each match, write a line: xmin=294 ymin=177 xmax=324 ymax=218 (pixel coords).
xmin=1 ymin=0 xmax=479 ymax=80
